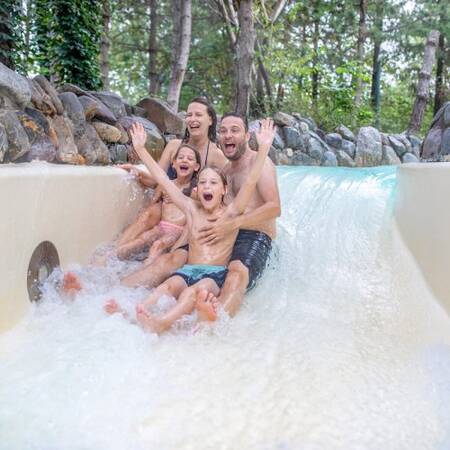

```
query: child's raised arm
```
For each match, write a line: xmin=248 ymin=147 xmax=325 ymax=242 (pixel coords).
xmin=228 ymin=119 xmax=276 ymax=216
xmin=130 ymin=123 xmax=193 ymax=216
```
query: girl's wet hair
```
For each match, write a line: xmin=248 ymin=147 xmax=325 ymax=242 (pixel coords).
xmin=198 ymin=165 xmax=228 ymax=187
xmin=173 ymin=143 xmax=201 ymax=197
xmin=183 ymin=97 xmax=217 ymax=142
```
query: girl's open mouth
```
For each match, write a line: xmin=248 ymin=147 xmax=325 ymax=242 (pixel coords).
xmin=203 ymin=193 xmax=213 ymax=201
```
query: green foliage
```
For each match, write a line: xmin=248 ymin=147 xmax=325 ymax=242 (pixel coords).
xmin=0 ymin=0 xmax=24 ymax=71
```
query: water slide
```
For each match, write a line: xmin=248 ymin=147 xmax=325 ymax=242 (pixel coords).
xmin=0 ymin=162 xmax=449 ymax=449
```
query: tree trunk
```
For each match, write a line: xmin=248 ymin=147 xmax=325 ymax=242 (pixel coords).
xmin=354 ymin=0 xmax=368 ymax=107
xmin=408 ymin=30 xmax=440 ymax=135
xmin=100 ymin=0 xmax=110 ymax=90
xmin=234 ymin=0 xmax=255 ymax=117
xmin=167 ymin=0 xmax=192 ymax=112
xmin=311 ymin=8 xmax=319 ymax=111
xmin=148 ymin=0 xmax=159 ymax=95
xmin=433 ymin=33 xmax=445 ymax=115
xmin=370 ymin=1 xmax=384 ymax=129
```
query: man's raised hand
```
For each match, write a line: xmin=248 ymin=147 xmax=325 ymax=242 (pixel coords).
xmin=255 ymin=118 xmax=276 ymax=151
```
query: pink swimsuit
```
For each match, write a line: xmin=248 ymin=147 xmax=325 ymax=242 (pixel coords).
xmin=158 ymin=220 xmax=184 ymax=238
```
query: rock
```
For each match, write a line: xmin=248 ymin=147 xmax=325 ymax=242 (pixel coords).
xmin=381 ymin=145 xmax=401 ymax=165
xmin=341 ymin=140 xmax=356 ymax=158
xmin=394 ymin=134 xmax=412 ymax=154
xmin=109 ymin=143 xmax=129 ymax=163
xmin=58 ymin=83 xmax=91 ymax=97
xmin=272 ymin=130 xmax=285 ymax=150
xmin=315 ymin=129 xmax=326 ymax=141
xmin=91 ymin=91 xmax=127 ymax=118
xmin=335 ymin=125 xmax=355 ymax=142
xmin=137 ymin=97 xmax=185 ymax=135
xmin=388 ymin=135 xmax=407 ymax=157
xmin=277 ymin=152 xmax=291 ymax=165
xmin=49 ymin=115 xmax=83 ymax=164
xmin=421 ymin=126 xmax=442 ymax=160
xmin=268 ymin=146 xmax=278 ymax=164
xmin=292 ymin=112 xmax=302 ymax=121
xmin=248 ymin=131 xmax=258 ymax=151
xmin=123 ymin=102 xmax=133 ymax=116
xmin=27 ymin=79 xmax=57 ymax=116
xmin=0 ymin=124 xmax=8 ymax=162
xmin=336 ymin=150 xmax=356 ymax=167
xmin=34 ymin=75 xmax=64 ymax=115
xmin=325 ymin=133 xmax=342 ymax=149
xmin=0 ymin=62 xmax=31 ymax=109
xmin=23 ymin=137 xmax=57 ymax=162
xmin=283 ymin=126 xmax=306 ymax=151
xmin=444 ymin=103 xmax=450 ymax=127
xmin=355 ymin=126 xmax=382 ymax=167
xmin=380 ymin=133 xmax=390 ymax=146
xmin=248 ymin=120 xmax=260 ymax=132
xmin=300 ymin=117 xmax=317 ymax=131
xmin=407 ymin=134 xmax=422 ymax=150
xmin=308 ymin=137 xmax=324 ymax=160
xmin=78 ymin=95 xmax=117 ymax=124
xmin=118 ymin=116 xmax=165 ymax=159
xmin=24 ymin=107 xmax=51 ymax=134
xmin=321 ymin=151 xmax=338 ymax=166
xmin=292 ymin=151 xmax=320 ymax=166
xmin=0 ymin=110 xmax=31 ymax=161
xmin=286 ymin=148 xmax=294 ymax=158
xmin=402 ymin=152 xmax=420 ymax=163
xmin=75 ymin=122 xmax=110 ymax=165
xmin=273 ymin=112 xmax=295 ymax=127
xmin=115 ymin=122 xmax=130 ymax=144
xmin=298 ymin=121 xmax=309 ymax=133
xmin=442 ymin=128 xmax=450 ymax=156
xmin=92 ymin=121 xmax=122 ymax=143
xmin=58 ymin=92 xmax=86 ymax=138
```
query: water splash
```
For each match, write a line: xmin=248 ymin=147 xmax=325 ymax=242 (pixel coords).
xmin=1 ymin=166 xmax=449 ymax=450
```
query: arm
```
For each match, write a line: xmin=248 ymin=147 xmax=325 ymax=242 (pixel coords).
xmin=227 ymin=119 xmax=275 ymax=216
xmin=130 ymin=123 xmax=193 ymax=216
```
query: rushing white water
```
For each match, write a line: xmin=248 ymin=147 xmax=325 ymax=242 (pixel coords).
xmin=1 ymin=166 xmax=450 ymax=450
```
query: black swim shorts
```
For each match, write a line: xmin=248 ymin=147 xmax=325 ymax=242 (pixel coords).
xmin=230 ymin=229 xmax=272 ymax=290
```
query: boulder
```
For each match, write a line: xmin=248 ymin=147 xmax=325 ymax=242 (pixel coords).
xmin=325 ymin=133 xmax=342 ymax=149
xmin=354 ymin=126 xmax=382 ymax=167
xmin=75 ymin=122 xmax=110 ymax=165
xmin=272 ymin=130 xmax=285 ymax=150
xmin=441 ymin=128 xmax=450 ymax=156
xmin=92 ymin=121 xmax=122 ymax=143
xmin=22 ymin=137 xmax=57 ymax=162
xmin=298 ymin=121 xmax=309 ymax=133
xmin=273 ymin=112 xmax=295 ymax=127
xmin=27 ymin=79 xmax=57 ymax=116
xmin=335 ymin=124 xmax=355 ymax=142
xmin=24 ymin=107 xmax=51 ymax=134
xmin=34 ymin=75 xmax=64 ymax=115
xmin=77 ymin=95 xmax=116 ymax=124
xmin=402 ymin=152 xmax=420 ymax=164
xmin=268 ymin=146 xmax=278 ymax=164
xmin=0 ymin=110 xmax=31 ymax=161
xmin=115 ymin=122 xmax=130 ymax=144
xmin=380 ymin=133 xmax=390 ymax=146
xmin=381 ymin=145 xmax=401 ymax=165
xmin=308 ymin=137 xmax=324 ymax=160
xmin=292 ymin=151 xmax=320 ymax=166
xmin=394 ymin=134 xmax=412 ymax=154
xmin=109 ymin=143 xmax=129 ymax=163
xmin=407 ymin=134 xmax=422 ymax=150
xmin=58 ymin=92 xmax=86 ymax=138
xmin=283 ymin=126 xmax=306 ymax=151
xmin=300 ymin=117 xmax=317 ymax=131
xmin=49 ymin=115 xmax=84 ymax=164
xmin=388 ymin=135 xmax=407 ymax=157
xmin=58 ymin=83 xmax=91 ymax=97
xmin=91 ymin=91 xmax=127 ymax=118
xmin=336 ymin=150 xmax=356 ymax=167
xmin=421 ymin=102 xmax=450 ymax=159
xmin=137 ymin=97 xmax=185 ymax=135
xmin=341 ymin=140 xmax=356 ymax=159
xmin=248 ymin=131 xmax=258 ymax=151
xmin=321 ymin=151 xmax=338 ymax=167
xmin=0 ymin=62 xmax=31 ymax=109
xmin=118 ymin=116 xmax=165 ymax=159
xmin=0 ymin=124 xmax=8 ymax=162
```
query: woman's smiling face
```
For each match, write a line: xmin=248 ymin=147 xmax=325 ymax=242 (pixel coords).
xmin=186 ymin=102 xmax=212 ymax=139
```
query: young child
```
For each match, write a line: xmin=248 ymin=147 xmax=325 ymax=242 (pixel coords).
xmin=116 ymin=144 xmax=201 ymax=265
xmin=105 ymin=119 xmax=275 ymax=334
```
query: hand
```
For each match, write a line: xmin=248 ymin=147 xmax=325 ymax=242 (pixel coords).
xmin=197 ymin=216 xmax=238 ymax=245
xmin=255 ymin=118 xmax=276 ymax=151
xmin=129 ymin=122 xmax=148 ymax=160
xmin=117 ymin=163 xmax=140 ymax=178
xmin=117 ymin=163 xmax=152 ymax=186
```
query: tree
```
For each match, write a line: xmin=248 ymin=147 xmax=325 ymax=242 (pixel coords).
xmin=167 ymin=0 xmax=192 ymax=112
xmin=100 ymin=0 xmax=111 ymax=90
xmin=0 ymin=0 xmax=22 ymax=70
xmin=148 ymin=0 xmax=159 ymax=95
xmin=408 ymin=30 xmax=440 ymax=135
xmin=354 ymin=0 xmax=368 ymax=107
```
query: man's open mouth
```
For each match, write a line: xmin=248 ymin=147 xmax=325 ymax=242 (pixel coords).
xmin=203 ymin=193 xmax=213 ymax=201
xmin=225 ymin=143 xmax=236 ymax=151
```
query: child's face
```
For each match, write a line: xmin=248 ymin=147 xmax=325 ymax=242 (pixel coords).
xmin=186 ymin=102 xmax=212 ymax=139
xmin=197 ymin=168 xmax=226 ymax=211
xmin=173 ymin=147 xmax=200 ymax=179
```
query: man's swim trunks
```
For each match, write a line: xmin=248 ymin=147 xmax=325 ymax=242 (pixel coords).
xmin=173 ymin=264 xmax=228 ymax=288
xmin=230 ymin=229 xmax=272 ymax=290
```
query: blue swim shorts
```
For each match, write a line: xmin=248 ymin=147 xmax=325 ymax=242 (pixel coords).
xmin=173 ymin=264 xmax=228 ymax=288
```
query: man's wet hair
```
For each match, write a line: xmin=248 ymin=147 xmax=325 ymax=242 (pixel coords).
xmin=184 ymin=97 xmax=217 ymax=142
xmin=220 ymin=112 xmax=249 ymax=131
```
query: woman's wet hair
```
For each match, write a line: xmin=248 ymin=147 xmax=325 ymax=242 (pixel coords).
xmin=173 ymin=143 xmax=201 ymax=197
xmin=184 ymin=97 xmax=217 ymax=142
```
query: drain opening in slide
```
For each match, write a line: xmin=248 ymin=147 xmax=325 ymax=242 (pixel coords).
xmin=27 ymin=241 xmax=60 ymax=302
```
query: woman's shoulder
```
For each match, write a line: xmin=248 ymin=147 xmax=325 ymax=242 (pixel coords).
xmin=164 ymin=138 xmax=183 ymax=153
xmin=208 ymin=142 xmax=228 ymax=168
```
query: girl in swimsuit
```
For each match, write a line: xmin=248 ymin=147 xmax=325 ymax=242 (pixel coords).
xmin=105 ymin=119 xmax=275 ymax=334
xmin=117 ymin=98 xmax=228 ymax=252
xmin=116 ymin=144 xmax=200 ymax=264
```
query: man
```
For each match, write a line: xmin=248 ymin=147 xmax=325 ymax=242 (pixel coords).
xmin=122 ymin=113 xmax=281 ymax=318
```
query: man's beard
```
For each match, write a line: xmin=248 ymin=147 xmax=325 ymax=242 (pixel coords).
xmin=223 ymin=141 xmax=246 ymax=161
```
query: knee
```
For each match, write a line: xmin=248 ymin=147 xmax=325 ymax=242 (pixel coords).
xmin=228 ymin=260 xmax=249 ymax=278
xmin=169 ymin=250 xmax=188 ymax=267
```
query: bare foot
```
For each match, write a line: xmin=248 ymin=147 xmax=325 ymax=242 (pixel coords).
xmin=104 ymin=299 xmax=121 ymax=315
xmin=135 ymin=305 xmax=166 ymax=334
xmin=143 ymin=255 xmax=155 ymax=267
xmin=195 ymin=290 xmax=219 ymax=322
xmin=62 ymin=272 xmax=82 ymax=296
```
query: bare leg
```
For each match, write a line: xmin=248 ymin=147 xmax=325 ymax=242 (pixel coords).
xmin=195 ymin=290 xmax=220 ymax=321
xmin=136 ymin=278 xmax=220 ymax=334
xmin=139 ymin=275 xmax=187 ymax=310
xmin=117 ymin=202 xmax=161 ymax=246
xmin=144 ymin=233 xmax=179 ymax=266
xmin=121 ymin=248 xmax=188 ymax=288
xmin=62 ymin=272 xmax=82 ymax=296
xmin=217 ymin=260 xmax=249 ymax=317
xmin=117 ymin=227 xmax=162 ymax=260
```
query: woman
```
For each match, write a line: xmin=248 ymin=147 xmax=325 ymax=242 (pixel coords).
xmin=117 ymin=98 xmax=228 ymax=282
